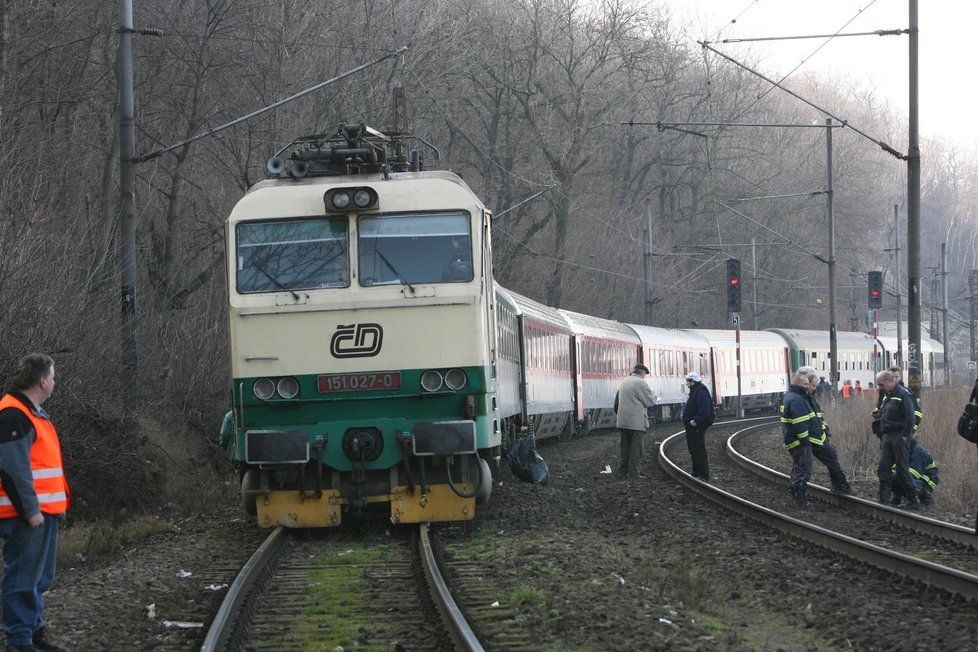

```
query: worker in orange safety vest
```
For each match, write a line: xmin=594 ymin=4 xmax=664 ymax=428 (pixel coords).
xmin=0 ymin=354 xmax=69 ymax=652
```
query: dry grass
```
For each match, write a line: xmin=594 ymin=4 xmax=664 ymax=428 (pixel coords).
xmin=57 ymin=515 xmax=176 ymax=568
xmin=823 ymin=388 xmax=978 ymax=517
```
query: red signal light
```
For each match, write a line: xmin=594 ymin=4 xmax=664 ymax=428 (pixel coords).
xmin=729 ymin=278 xmax=739 ymax=286
xmin=871 ymin=289 xmax=880 ymax=297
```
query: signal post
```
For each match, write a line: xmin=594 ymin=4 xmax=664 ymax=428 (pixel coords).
xmin=869 ymin=271 xmax=883 ymax=374
xmin=727 ymin=259 xmax=744 ymax=418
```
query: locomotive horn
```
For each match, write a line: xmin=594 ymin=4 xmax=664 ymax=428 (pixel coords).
xmin=290 ymin=160 xmax=309 ymax=178
xmin=266 ymin=156 xmax=285 ymax=175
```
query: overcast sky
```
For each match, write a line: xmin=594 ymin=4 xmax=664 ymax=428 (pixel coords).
xmin=665 ymin=0 xmax=973 ymax=148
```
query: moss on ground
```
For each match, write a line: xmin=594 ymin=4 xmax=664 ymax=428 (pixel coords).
xmin=287 ymin=544 xmax=396 ymax=650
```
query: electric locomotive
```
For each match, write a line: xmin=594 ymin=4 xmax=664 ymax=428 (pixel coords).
xmin=225 ymin=125 xmax=497 ymax=528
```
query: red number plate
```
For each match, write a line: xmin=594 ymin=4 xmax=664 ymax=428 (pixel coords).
xmin=317 ymin=371 xmax=402 ymax=393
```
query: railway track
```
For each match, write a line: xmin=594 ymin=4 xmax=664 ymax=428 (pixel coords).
xmin=727 ymin=423 xmax=977 ymax=548
xmin=659 ymin=421 xmax=978 ymax=600
xmin=201 ymin=524 xmax=485 ymax=651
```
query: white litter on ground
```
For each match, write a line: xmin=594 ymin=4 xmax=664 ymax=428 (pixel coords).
xmin=145 ymin=603 xmax=156 ymax=619
xmin=162 ymin=621 xmax=203 ymax=629
xmin=204 ymin=584 xmax=229 ymax=591
xmin=176 ymin=570 xmax=192 ymax=578
xmin=600 ymin=464 xmax=613 ymax=474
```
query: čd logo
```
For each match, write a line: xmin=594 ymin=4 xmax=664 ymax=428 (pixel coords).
xmin=330 ymin=323 xmax=383 ymax=358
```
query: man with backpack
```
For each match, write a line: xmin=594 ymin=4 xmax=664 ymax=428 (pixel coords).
xmin=681 ymin=371 xmax=715 ymax=482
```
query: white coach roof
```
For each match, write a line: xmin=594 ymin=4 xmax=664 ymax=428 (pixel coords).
xmin=626 ymin=324 xmax=711 ymax=349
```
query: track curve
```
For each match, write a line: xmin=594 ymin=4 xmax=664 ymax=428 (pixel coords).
xmin=727 ymin=423 xmax=977 ymax=548
xmin=659 ymin=421 xmax=978 ymax=600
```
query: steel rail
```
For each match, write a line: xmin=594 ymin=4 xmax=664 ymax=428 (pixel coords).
xmin=727 ymin=425 xmax=977 ymax=548
xmin=418 ymin=524 xmax=485 ymax=652
xmin=659 ymin=423 xmax=978 ymax=600
xmin=200 ymin=526 xmax=287 ymax=652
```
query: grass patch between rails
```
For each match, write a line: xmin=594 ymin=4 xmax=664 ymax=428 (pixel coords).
xmin=288 ymin=544 xmax=397 ymax=650
xmin=307 ymin=544 xmax=393 ymax=566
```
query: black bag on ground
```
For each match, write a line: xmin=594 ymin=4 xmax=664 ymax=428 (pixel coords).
xmin=506 ymin=435 xmax=550 ymax=485
xmin=957 ymin=380 xmax=978 ymax=444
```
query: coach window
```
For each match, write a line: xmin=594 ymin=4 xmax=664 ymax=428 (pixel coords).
xmin=237 ymin=217 xmax=349 ymax=293
xmin=358 ymin=212 xmax=472 ymax=286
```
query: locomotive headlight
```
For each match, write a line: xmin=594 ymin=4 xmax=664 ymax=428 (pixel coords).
xmin=353 ymin=189 xmax=373 ymax=208
xmin=324 ymin=187 xmax=376 ymax=213
xmin=420 ymin=370 xmax=444 ymax=392
xmin=276 ymin=376 xmax=300 ymax=399
xmin=331 ymin=191 xmax=351 ymax=210
xmin=253 ymin=378 xmax=275 ymax=400
xmin=444 ymin=368 xmax=467 ymax=391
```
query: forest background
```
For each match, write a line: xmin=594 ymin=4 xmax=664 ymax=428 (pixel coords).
xmin=2 ymin=0 xmax=976 ymax=518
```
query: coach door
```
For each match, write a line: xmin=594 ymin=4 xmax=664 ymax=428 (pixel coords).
xmin=571 ymin=335 xmax=584 ymax=421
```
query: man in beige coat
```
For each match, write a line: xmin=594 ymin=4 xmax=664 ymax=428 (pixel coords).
xmin=616 ymin=364 xmax=657 ymax=478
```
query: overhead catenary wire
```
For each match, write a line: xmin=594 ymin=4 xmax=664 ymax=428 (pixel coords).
xmin=717 ymin=0 xmax=881 ymax=126
xmin=719 ymin=28 xmax=907 ymax=44
xmin=711 ymin=0 xmax=761 ymax=42
xmin=134 ymin=46 xmax=408 ymax=162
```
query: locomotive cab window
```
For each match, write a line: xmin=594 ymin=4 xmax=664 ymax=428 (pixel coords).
xmin=236 ymin=217 xmax=349 ymax=293
xmin=358 ymin=212 xmax=473 ymax=286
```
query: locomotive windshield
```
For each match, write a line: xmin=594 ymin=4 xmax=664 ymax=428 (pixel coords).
xmin=358 ymin=212 xmax=473 ymax=286
xmin=236 ymin=217 xmax=349 ymax=293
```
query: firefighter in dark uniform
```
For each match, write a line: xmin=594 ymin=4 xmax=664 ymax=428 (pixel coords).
xmin=873 ymin=365 xmax=922 ymax=444
xmin=889 ymin=441 xmax=938 ymax=507
xmin=781 ymin=371 xmax=819 ymax=511
xmin=802 ymin=370 xmax=854 ymax=495
xmin=873 ymin=370 xmax=919 ymax=508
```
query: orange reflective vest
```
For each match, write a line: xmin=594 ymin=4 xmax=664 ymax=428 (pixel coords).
xmin=841 ymin=384 xmax=852 ymax=399
xmin=0 ymin=394 xmax=69 ymax=517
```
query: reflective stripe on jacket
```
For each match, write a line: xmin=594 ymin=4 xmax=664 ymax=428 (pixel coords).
xmin=892 ymin=443 xmax=939 ymax=490
xmin=781 ymin=385 xmax=817 ymax=449
xmin=805 ymin=394 xmax=829 ymax=447
xmin=0 ymin=394 xmax=69 ymax=517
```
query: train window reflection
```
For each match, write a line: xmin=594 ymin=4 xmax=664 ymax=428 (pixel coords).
xmin=236 ymin=218 xmax=349 ymax=293
xmin=359 ymin=212 xmax=472 ymax=286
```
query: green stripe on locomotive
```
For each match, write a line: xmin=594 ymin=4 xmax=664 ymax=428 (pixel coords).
xmin=230 ymin=365 xmax=498 ymax=471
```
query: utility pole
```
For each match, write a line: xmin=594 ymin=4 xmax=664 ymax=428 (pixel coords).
xmin=826 ymin=118 xmax=839 ymax=391
xmin=894 ymin=204 xmax=902 ymax=366
xmin=751 ymin=237 xmax=758 ymax=329
xmin=119 ymin=0 xmax=137 ymax=412
xmin=970 ymin=270 xmax=977 ymax=368
xmin=907 ymin=0 xmax=922 ymax=392
xmin=644 ymin=196 xmax=654 ymax=326
xmin=849 ymin=272 xmax=858 ymax=331
xmin=941 ymin=242 xmax=949 ymax=386
xmin=926 ymin=266 xmax=939 ymax=340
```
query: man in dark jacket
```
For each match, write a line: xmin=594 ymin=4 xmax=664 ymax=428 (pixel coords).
xmin=815 ymin=377 xmax=832 ymax=401
xmin=681 ymin=371 xmax=714 ymax=481
xmin=802 ymin=371 xmax=854 ymax=495
xmin=873 ymin=370 xmax=919 ymax=508
xmin=873 ymin=365 xmax=922 ymax=439
xmin=781 ymin=372 xmax=819 ymax=511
